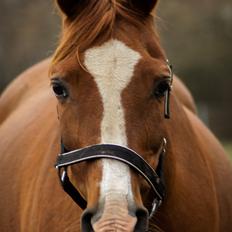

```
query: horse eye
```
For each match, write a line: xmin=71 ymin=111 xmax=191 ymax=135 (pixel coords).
xmin=154 ymin=80 xmax=171 ymax=98
xmin=51 ymin=81 xmax=69 ymax=99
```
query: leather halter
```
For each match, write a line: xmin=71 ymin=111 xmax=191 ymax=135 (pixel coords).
xmin=54 ymin=60 xmax=173 ymax=218
xmin=55 ymin=139 xmax=167 ymax=218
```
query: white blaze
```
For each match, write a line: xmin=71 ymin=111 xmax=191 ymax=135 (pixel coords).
xmin=84 ymin=39 xmax=141 ymax=208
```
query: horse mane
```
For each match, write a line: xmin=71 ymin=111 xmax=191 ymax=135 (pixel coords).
xmin=52 ymin=0 xmax=154 ymax=66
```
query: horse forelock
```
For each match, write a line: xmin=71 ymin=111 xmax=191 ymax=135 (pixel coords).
xmin=51 ymin=0 xmax=155 ymax=68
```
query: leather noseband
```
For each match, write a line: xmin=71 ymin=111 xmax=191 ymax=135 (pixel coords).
xmin=55 ymin=139 xmax=167 ymax=218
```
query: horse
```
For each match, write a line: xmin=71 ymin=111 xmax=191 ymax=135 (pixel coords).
xmin=0 ymin=0 xmax=232 ymax=231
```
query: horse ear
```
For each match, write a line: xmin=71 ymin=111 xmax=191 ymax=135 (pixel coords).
xmin=128 ymin=0 xmax=158 ymax=15
xmin=56 ymin=0 xmax=82 ymax=18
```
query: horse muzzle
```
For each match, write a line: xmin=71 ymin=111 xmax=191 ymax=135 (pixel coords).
xmin=81 ymin=201 xmax=149 ymax=232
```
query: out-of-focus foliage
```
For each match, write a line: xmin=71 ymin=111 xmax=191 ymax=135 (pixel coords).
xmin=157 ymin=0 xmax=232 ymax=141
xmin=0 ymin=1 xmax=59 ymax=89
xmin=0 ymin=0 xmax=231 ymax=141
xmin=224 ymin=143 xmax=232 ymax=160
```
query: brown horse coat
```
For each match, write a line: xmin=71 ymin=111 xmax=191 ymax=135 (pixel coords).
xmin=1 ymin=0 xmax=232 ymax=230
xmin=0 ymin=58 xmax=231 ymax=231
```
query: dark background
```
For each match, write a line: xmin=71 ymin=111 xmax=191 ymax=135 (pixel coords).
xmin=0 ymin=0 xmax=231 ymax=143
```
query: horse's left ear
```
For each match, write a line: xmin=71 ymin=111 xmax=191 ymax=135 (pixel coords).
xmin=128 ymin=0 xmax=158 ymax=15
xmin=56 ymin=0 xmax=82 ymax=18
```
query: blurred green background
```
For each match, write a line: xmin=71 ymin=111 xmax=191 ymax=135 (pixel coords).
xmin=0 ymin=0 xmax=231 ymax=157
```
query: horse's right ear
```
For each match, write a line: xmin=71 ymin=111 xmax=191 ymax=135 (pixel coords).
xmin=56 ymin=0 xmax=82 ymax=18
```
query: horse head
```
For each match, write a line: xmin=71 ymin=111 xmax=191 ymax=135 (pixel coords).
xmin=50 ymin=0 xmax=174 ymax=231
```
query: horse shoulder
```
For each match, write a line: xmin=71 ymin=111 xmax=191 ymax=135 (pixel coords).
xmin=184 ymin=107 xmax=232 ymax=230
xmin=0 ymin=58 xmax=51 ymax=124
xmin=0 ymin=58 xmax=66 ymax=230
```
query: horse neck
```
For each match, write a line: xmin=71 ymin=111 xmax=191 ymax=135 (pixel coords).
xmin=150 ymin=97 xmax=219 ymax=229
xmin=165 ymin=98 xmax=206 ymax=191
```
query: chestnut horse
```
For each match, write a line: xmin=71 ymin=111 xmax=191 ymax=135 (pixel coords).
xmin=0 ymin=1 xmax=232 ymax=231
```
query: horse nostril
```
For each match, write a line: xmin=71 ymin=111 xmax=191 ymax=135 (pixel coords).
xmin=81 ymin=207 xmax=148 ymax=232
xmin=134 ymin=207 xmax=149 ymax=232
xmin=81 ymin=208 xmax=95 ymax=232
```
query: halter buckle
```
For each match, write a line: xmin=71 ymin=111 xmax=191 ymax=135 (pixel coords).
xmin=164 ymin=60 xmax=173 ymax=119
xmin=60 ymin=167 xmax=67 ymax=183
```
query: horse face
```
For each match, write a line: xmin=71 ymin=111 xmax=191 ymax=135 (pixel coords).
xmin=50 ymin=39 xmax=170 ymax=231
xmin=50 ymin=0 xmax=170 ymax=231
